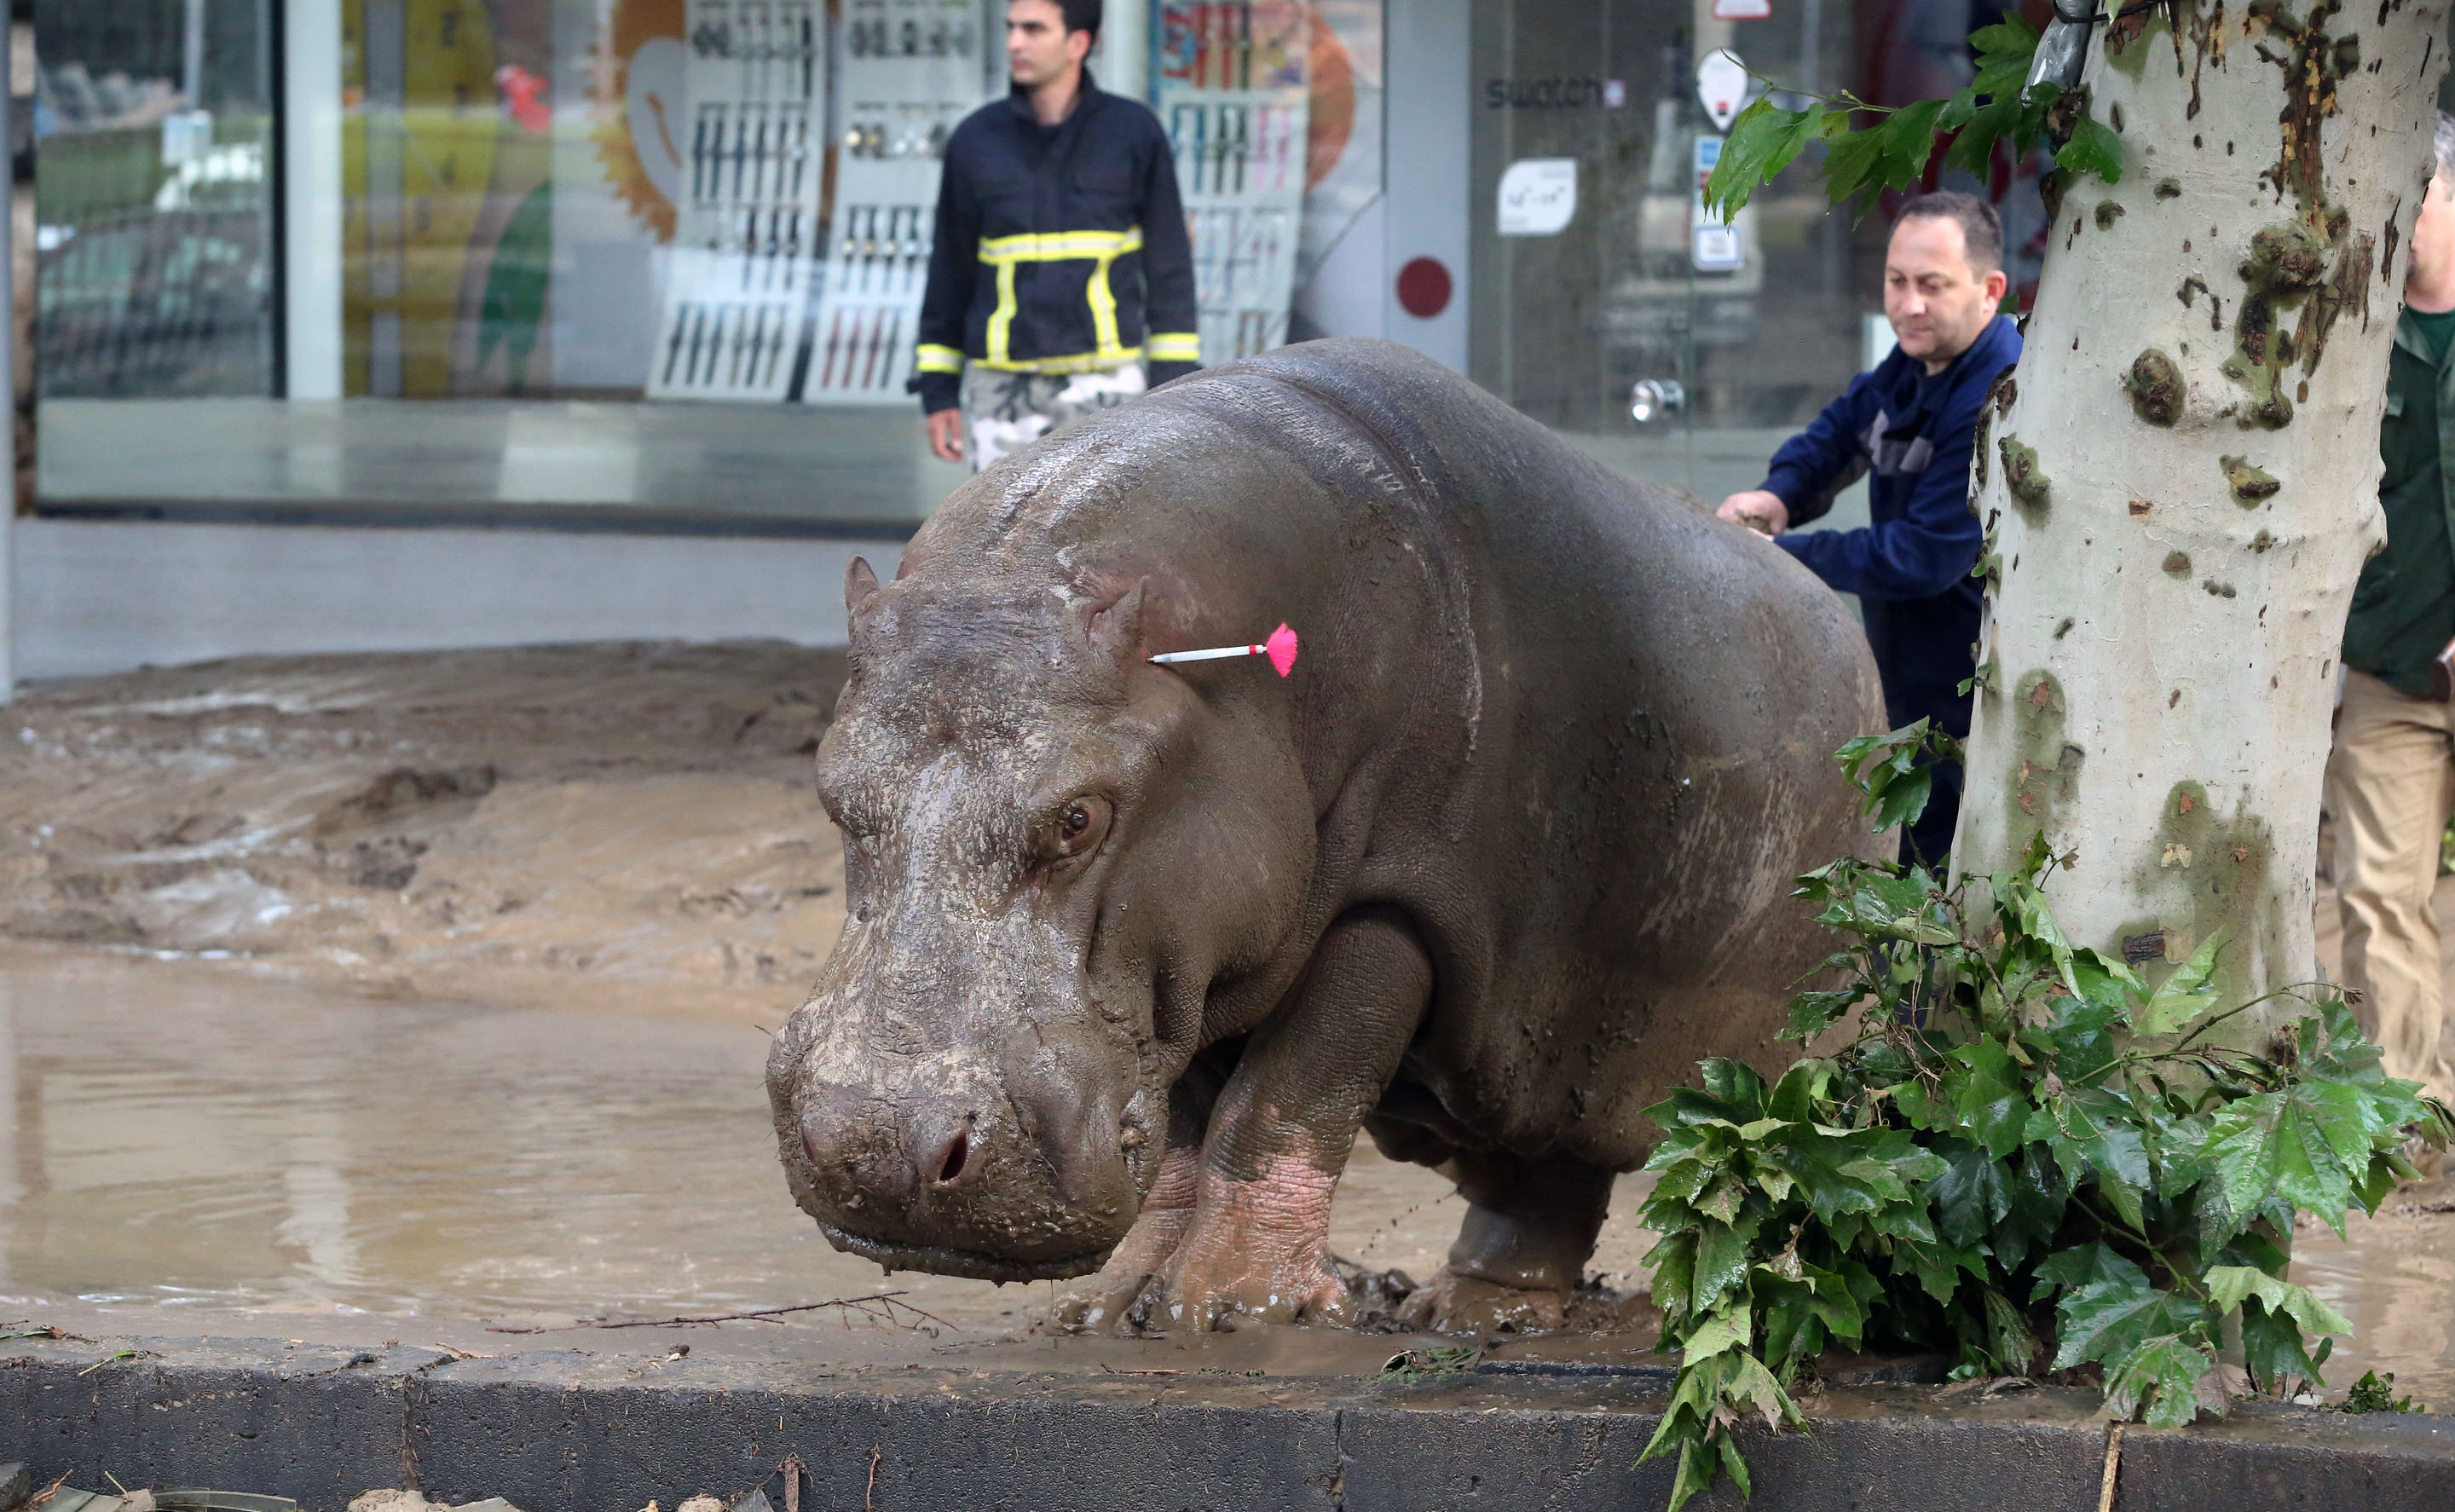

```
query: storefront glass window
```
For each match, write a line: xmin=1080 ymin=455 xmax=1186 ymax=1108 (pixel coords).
xmin=20 ymin=0 xmax=1375 ymax=534
xmin=35 ymin=0 xmax=276 ymax=399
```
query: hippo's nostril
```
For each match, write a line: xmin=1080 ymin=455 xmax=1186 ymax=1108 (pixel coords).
xmin=934 ymin=1130 xmax=970 ymax=1184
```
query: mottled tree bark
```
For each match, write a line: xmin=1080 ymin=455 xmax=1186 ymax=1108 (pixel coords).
xmin=1957 ymin=2 xmax=2444 ymax=1011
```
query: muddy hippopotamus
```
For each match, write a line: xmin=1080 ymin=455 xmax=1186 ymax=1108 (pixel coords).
xmin=768 ymin=337 xmax=1883 ymax=1332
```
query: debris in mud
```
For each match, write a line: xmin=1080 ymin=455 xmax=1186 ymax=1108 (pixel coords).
xmin=1331 ymin=1255 xmax=1418 ymax=1330
xmin=34 ymin=1492 xmax=274 ymax=1512
xmin=349 ymin=1496 xmax=523 ymax=1512
xmin=0 ymin=643 xmax=850 ymax=1013
xmin=1381 ymin=1344 xmax=1484 ymax=1381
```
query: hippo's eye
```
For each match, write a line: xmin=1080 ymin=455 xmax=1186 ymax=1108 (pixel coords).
xmin=1043 ymin=794 xmax=1112 ymax=863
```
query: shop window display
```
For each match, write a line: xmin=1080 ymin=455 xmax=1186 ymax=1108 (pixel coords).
xmin=21 ymin=0 xmax=1377 ymax=523
xmin=34 ymin=0 xmax=275 ymax=400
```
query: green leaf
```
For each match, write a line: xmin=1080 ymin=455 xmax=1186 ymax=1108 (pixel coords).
xmin=2055 ymin=113 xmax=2124 ymax=186
xmin=2094 ymin=1170 xmax=2148 ymax=1236
xmin=1681 ymin=1304 xmax=1754 ymax=1363
xmin=2204 ymin=1078 xmax=2378 ymax=1232
xmin=1895 ymin=1236 xmax=1986 ymax=1302
xmin=1752 ymin=1274 xmax=1838 ymax=1371
xmin=1693 ymin=1216 xmax=1761 ymax=1314
xmin=1701 ymin=1059 xmax=1773 ymax=1117
xmin=1874 ymin=100 xmax=1948 ymax=191
xmin=2240 ymin=1297 xmax=2330 ymax=1394
xmin=1943 ymin=88 xmax=2023 ymax=178
xmin=1647 ymin=1231 xmax=1699 ymax=1322
xmin=1784 ymin=986 xmax=1862 ymax=1042
xmin=1967 ymin=9 xmax=2041 ymax=94
xmin=1768 ymin=1059 xmax=1835 ymax=1123
xmin=1702 ymin=97 xmax=1828 ymax=221
xmin=1945 ymin=1039 xmax=2034 ymax=1158
xmin=1981 ymin=1287 xmax=2041 ymax=1374
xmin=2050 ymin=1253 xmax=2215 ymax=1371
xmin=1871 ymin=766 xmax=1934 ymax=835
xmin=2204 ymin=1265 xmax=2354 ymax=1337
xmin=1639 ymin=1347 xmax=1804 ymax=1512
xmin=2101 ymin=1335 xmax=2216 ymax=1428
xmin=1818 ymin=118 xmax=1892 ymax=216
xmin=2136 ymin=928 xmax=2227 ymax=1036
xmin=2032 ymin=1240 xmax=2129 ymax=1300
xmin=1932 ymin=1140 xmax=2013 ymax=1249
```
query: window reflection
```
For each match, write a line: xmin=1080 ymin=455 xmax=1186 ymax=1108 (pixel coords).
xmin=35 ymin=0 xmax=275 ymax=399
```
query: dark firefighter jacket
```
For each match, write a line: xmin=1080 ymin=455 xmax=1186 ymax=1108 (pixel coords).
xmin=912 ymin=74 xmax=1199 ymax=413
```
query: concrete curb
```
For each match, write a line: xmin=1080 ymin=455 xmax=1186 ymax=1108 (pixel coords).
xmin=8 ymin=1335 xmax=2455 ymax=1510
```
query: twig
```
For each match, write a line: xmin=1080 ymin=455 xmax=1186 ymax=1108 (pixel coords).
xmin=484 ymin=1293 xmax=953 ymax=1336
xmin=865 ymin=1447 xmax=881 ymax=1512
xmin=2098 ymin=1421 xmax=2125 ymax=1512
xmin=27 ymin=1470 xmax=69 ymax=1509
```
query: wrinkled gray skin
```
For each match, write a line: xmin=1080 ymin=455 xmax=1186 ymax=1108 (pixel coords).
xmin=768 ymin=338 xmax=1884 ymax=1333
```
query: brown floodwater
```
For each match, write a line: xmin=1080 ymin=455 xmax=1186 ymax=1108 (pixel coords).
xmin=3 ymin=944 xmax=2450 ymax=1405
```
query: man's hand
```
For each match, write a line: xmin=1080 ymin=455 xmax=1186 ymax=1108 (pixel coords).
xmin=1717 ymin=489 xmax=1790 ymax=538
xmin=927 ymin=408 xmax=967 ymax=465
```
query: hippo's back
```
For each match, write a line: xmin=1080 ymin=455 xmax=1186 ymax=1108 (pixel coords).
xmin=1204 ymin=339 xmax=1886 ymax=1157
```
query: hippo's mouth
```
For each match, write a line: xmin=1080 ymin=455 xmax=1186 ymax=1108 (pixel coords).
xmin=816 ymin=1217 xmax=1114 ymax=1284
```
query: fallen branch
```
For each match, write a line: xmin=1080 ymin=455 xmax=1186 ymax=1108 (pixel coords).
xmin=2097 ymin=1422 xmax=2125 ymax=1512
xmin=484 ymin=1292 xmax=951 ymax=1336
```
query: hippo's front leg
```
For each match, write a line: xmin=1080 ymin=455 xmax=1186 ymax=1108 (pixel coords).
xmin=1049 ymin=1082 xmax=1208 ymax=1331
xmin=1143 ymin=905 xmax=1430 ymax=1330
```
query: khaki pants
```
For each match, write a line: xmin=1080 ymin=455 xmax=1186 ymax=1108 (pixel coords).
xmin=2327 ymin=667 xmax=2455 ymax=1099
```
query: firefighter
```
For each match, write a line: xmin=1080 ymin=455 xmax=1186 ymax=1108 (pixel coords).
xmin=913 ymin=0 xmax=1200 ymax=470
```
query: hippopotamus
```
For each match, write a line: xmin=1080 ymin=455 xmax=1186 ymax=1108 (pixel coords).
xmin=767 ymin=337 xmax=1884 ymax=1332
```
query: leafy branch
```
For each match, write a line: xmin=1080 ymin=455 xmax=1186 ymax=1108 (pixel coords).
xmin=1701 ymin=10 xmax=2123 ymax=224
xmin=1636 ymin=724 xmax=2452 ymax=1512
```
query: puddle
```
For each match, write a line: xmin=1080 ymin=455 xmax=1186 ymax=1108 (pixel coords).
xmin=3 ymin=944 xmax=2447 ymax=1405
xmin=0 ymin=949 xmax=1647 ymax=1339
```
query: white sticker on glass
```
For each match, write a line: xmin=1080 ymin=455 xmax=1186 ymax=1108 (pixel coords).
xmin=1496 ymin=158 xmax=1579 ymax=237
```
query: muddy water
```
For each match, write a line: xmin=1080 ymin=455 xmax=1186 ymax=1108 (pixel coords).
xmin=4 ymin=947 xmax=2449 ymax=1403
xmin=0 ymin=949 xmax=1643 ymax=1336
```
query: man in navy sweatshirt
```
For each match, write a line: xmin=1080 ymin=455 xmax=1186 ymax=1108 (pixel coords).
xmin=1717 ymin=190 xmax=2020 ymax=867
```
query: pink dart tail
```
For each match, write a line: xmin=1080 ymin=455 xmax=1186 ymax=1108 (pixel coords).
xmin=1265 ymin=623 xmax=1299 ymax=677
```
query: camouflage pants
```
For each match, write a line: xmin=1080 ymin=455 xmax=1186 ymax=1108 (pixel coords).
xmin=960 ymin=362 xmax=1147 ymax=471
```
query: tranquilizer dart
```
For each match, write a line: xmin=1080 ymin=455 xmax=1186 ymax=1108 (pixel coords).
xmin=1149 ymin=623 xmax=1300 ymax=678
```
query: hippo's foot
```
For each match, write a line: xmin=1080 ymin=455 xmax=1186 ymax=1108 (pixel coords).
xmin=1064 ymin=1151 xmax=1352 ymax=1332
xmin=1394 ymin=1269 xmax=1568 ymax=1334
xmin=1143 ymin=1190 xmax=1354 ymax=1331
xmin=1394 ymin=1149 xmax=1618 ymax=1336
xmin=1052 ymin=1142 xmax=1199 ymax=1334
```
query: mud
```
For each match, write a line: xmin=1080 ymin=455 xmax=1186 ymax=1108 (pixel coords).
xmin=0 ymin=643 xmax=851 ymax=1017
xmin=0 ymin=646 xmax=2448 ymax=1402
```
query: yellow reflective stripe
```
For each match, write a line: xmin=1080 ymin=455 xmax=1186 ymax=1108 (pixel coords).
xmin=985 ymin=259 xmax=1020 ymax=366
xmin=977 ymin=226 xmax=1144 ymax=263
xmin=1087 ymin=252 xmax=1124 ymax=359
xmin=914 ymin=343 xmax=965 ymax=373
xmin=971 ymin=348 xmax=1146 ymax=374
xmin=1147 ymin=332 xmax=1199 ymax=362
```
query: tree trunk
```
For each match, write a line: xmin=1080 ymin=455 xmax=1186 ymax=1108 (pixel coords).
xmin=1956 ymin=1 xmax=2444 ymax=1012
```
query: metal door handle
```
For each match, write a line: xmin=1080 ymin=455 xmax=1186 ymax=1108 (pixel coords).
xmin=1629 ymin=378 xmax=1685 ymax=424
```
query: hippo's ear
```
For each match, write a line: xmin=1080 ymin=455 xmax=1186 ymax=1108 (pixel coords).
xmin=1085 ymin=580 xmax=1145 ymax=664
xmin=845 ymin=556 xmax=882 ymax=620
